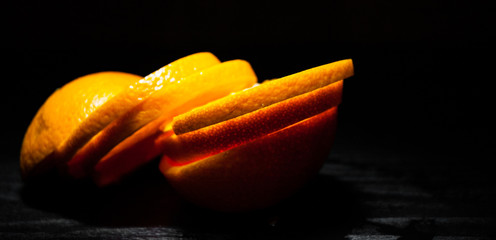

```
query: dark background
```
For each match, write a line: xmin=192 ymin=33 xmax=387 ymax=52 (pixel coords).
xmin=1 ymin=0 xmax=494 ymax=239
xmin=3 ymin=0 xmax=493 ymax=160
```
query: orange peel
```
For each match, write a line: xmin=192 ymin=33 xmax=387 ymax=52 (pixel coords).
xmin=160 ymin=80 xmax=343 ymax=164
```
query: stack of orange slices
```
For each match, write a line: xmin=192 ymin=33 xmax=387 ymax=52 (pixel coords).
xmin=20 ymin=52 xmax=353 ymax=211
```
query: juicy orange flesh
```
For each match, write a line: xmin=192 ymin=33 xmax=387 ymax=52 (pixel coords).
xmin=160 ymin=80 xmax=343 ymax=165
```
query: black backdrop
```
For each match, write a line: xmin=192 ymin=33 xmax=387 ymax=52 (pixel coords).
xmin=4 ymin=0 xmax=493 ymax=164
xmin=2 ymin=0 xmax=494 ymax=238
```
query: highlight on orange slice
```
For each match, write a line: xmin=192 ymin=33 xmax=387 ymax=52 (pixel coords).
xmin=158 ymin=59 xmax=353 ymax=211
xmin=91 ymin=60 xmax=258 ymax=186
xmin=172 ymin=59 xmax=353 ymax=135
xmin=20 ymin=71 xmax=142 ymax=179
xmin=20 ymin=52 xmax=221 ymax=180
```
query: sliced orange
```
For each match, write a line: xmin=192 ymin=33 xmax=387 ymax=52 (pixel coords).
xmin=21 ymin=53 xmax=354 ymax=212
xmin=21 ymin=52 xmax=221 ymax=179
xmin=91 ymin=60 xmax=258 ymax=186
xmin=158 ymin=59 xmax=353 ymax=211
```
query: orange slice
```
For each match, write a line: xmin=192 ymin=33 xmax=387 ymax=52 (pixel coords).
xmin=172 ymin=59 xmax=353 ymax=135
xmin=21 ymin=52 xmax=220 ymax=179
xmin=20 ymin=71 xmax=142 ymax=179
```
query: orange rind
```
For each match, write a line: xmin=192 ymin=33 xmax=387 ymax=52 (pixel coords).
xmin=20 ymin=71 xmax=142 ymax=179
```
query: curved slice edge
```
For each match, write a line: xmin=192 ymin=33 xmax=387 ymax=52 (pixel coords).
xmin=160 ymin=107 xmax=338 ymax=211
xmin=172 ymin=59 xmax=353 ymax=135
xmin=160 ymin=80 xmax=343 ymax=164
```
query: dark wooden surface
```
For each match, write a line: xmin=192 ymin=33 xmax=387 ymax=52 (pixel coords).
xmin=1 ymin=128 xmax=495 ymax=239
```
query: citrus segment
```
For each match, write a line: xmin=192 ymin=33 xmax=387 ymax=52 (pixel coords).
xmin=172 ymin=59 xmax=353 ymax=135
xmin=20 ymin=71 xmax=142 ymax=179
xmin=161 ymin=80 xmax=343 ymax=164
xmin=79 ymin=60 xmax=258 ymax=183
xmin=160 ymin=107 xmax=339 ymax=211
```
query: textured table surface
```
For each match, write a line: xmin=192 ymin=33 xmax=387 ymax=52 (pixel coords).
xmin=1 ymin=134 xmax=495 ymax=239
